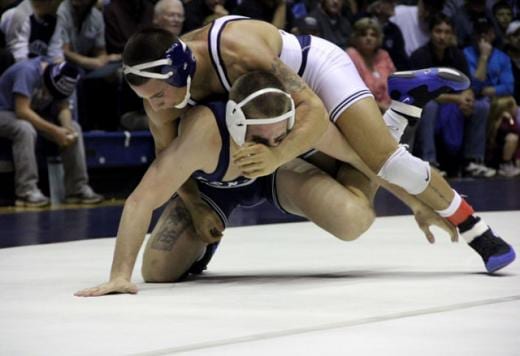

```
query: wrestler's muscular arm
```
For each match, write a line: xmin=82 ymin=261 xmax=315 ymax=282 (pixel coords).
xmin=75 ymin=107 xmax=221 ymax=297
xmin=145 ymin=102 xmax=222 ymax=242
xmin=221 ymin=21 xmax=329 ymax=177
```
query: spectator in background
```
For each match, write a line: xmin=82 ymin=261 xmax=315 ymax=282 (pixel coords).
xmin=464 ymin=17 xmax=514 ymax=102
xmin=505 ymin=20 xmax=520 ymax=105
xmin=58 ymin=0 xmax=122 ymax=130
xmin=410 ymin=13 xmax=475 ymax=176
xmin=103 ymin=0 xmax=154 ymax=54
xmin=443 ymin=0 xmax=496 ymax=18
xmin=487 ymin=96 xmax=520 ymax=177
xmin=309 ymin=0 xmax=352 ymax=48
xmin=0 ymin=59 xmax=103 ymax=206
xmin=346 ymin=17 xmax=395 ymax=113
xmin=118 ymin=0 xmax=186 ymax=131
xmin=491 ymin=0 xmax=513 ymax=49
xmin=390 ymin=0 xmax=443 ymax=57
xmin=153 ymin=0 xmax=184 ymax=36
xmin=0 ymin=11 xmax=14 ymax=75
xmin=103 ymin=0 xmax=154 ymax=129
xmin=451 ymin=0 xmax=491 ymax=48
xmin=505 ymin=0 xmax=520 ymax=19
xmin=233 ymin=0 xmax=287 ymax=29
xmin=183 ymin=0 xmax=230 ymax=33
xmin=290 ymin=15 xmax=320 ymax=36
xmin=118 ymin=0 xmax=187 ymax=131
xmin=59 ymin=0 xmax=120 ymax=71
xmin=462 ymin=17 xmax=514 ymax=176
xmin=4 ymin=0 xmax=64 ymax=62
xmin=364 ymin=0 xmax=409 ymax=70
xmin=0 ymin=0 xmax=23 ymax=15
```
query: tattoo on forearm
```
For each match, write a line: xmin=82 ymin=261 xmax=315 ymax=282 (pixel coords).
xmin=151 ymin=206 xmax=193 ymax=251
xmin=270 ymin=59 xmax=305 ymax=93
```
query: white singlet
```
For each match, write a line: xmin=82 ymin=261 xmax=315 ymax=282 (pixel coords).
xmin=207 ymin=15 xmax=373 ymax=122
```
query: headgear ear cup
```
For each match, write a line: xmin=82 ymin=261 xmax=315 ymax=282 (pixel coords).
xmin=122 ymin=39 xmax=196 ymax=86
xmin=162 ymin=39 xmax=196 ymax=87
xmin=122 ymin=39 xmax=197 ymax=109
xmin=226 ymin=100 xmax=248 ymax=146
xmin=226 ymin=88 xmax=296 ymax=146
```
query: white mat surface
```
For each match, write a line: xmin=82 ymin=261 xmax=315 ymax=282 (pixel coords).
xmin=1 ymin=212 xmax=519 ymax=356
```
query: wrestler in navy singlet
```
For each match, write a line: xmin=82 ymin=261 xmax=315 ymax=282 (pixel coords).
xmin=188 ymin=101 xmax=289 ymax=229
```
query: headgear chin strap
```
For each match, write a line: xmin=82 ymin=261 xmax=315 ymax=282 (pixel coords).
xmin=173 ymin=76 xmax=191 ymax=109
xmin=122 ymin=39 xmax=195 ymax=109
xmin=226 ymin=88 xmax=295 ymax=146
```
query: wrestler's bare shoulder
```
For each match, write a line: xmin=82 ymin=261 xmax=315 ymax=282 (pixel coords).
xmin=221 ymin=20 xmax=281 ymax=50
xmin=181 ymin=26 xmax=209 ymax=42
xmin=216 ymin=20 xmax=282 ymax=77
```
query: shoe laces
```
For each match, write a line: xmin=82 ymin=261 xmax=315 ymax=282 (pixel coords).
xmin=471 ymin=231 xmax=508 ymax=260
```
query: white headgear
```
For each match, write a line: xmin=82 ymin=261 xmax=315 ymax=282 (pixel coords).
xmin=226 ymin=88 xmax=295 ymax=146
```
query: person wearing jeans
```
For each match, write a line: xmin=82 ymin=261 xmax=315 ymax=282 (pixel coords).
xmin=0 ymin=58 xmax=103 ymax=206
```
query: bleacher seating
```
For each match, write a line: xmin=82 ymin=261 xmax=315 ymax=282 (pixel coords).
xmin=0 ymin=131 xmax=155 ymax=205
xmin=83 ymin=131 xmax=154 ymax=168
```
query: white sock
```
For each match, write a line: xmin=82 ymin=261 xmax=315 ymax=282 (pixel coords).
xmin=383 ymin=108 xmax=408 ymax=142
xmin=383 ymin=100 xmax=424 ymax=142
xmin=460 ymin=219 xmax=488 ymax=244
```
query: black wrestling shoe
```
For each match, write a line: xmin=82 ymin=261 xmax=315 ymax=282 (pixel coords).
xmin=469 ymin=229 xmax=516 ymax=273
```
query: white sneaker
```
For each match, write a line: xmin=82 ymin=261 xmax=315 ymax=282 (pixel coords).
xmin=464 ymin=162 xmax=496 ymax=178
xmin=498 ymin=162 xmax=520 ymax=177
xmin=15 ymin=189 xmax=50 ymax=207
xmin=65 ymin=186 xmax=104 ymax=205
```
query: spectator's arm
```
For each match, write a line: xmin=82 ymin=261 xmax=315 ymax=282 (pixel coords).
xmin=435 ymin=93 xmax=463 ymax=104
xmin=56 ymin=100 xmax=76 ymax=133
xmin=271 ymin=0 xmax=286 ymax=29
xmin=14 ymin=94 xmax=59 ymax=136
xmin=464 ymin=47 xmax=485 ymax=94
xmin=47 ymin=19 xmax=64 ymax=63
xmin=63 ymin=44 xmax=110 ymax=70
xmin=8 ymin=16 xmax=30 ymax=61
xmin=474 ymin=53 xmax=488 ymax=82
xmin=493 ymin=55 xmax=514 ymax=96
xmin=474 ymin=39 xmax=492 ymax=82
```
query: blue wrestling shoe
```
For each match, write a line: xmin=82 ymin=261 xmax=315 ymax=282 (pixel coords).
xmin=388 ymin=67 xmax=470 ymax=122
xmin=469 ymin=229 xmax=516 ymax=273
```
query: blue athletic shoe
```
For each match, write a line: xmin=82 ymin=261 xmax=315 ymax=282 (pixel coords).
xmin=469 ymin=230 xmax=516 ymax=273
xmin=388 ymin=67 xmax=470 ymax=109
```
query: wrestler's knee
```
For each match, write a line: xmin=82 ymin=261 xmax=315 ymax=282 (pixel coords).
xmin=334 ymin=198 xmax=375 ymax=241
xmin=377 ymin=146 xmax=431 ymax=195
xmin=141 ymin=257 xmax=188 ymax=283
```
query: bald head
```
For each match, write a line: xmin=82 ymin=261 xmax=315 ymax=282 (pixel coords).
xmin=153 ymin=0 xmax=185 ymax=36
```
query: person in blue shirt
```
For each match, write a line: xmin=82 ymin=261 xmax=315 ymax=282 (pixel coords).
xmin=462 ymin=16 xmax=514 ymax=177
xmin=0 ymin=57 xmax=103 ymax=206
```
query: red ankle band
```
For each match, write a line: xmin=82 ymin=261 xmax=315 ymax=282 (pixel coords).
xmin=447 ymin=199 xmax=474 ymax=226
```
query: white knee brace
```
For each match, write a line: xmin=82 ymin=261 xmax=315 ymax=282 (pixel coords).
xmin=377 ymin=146 xmax=431 ymax=195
